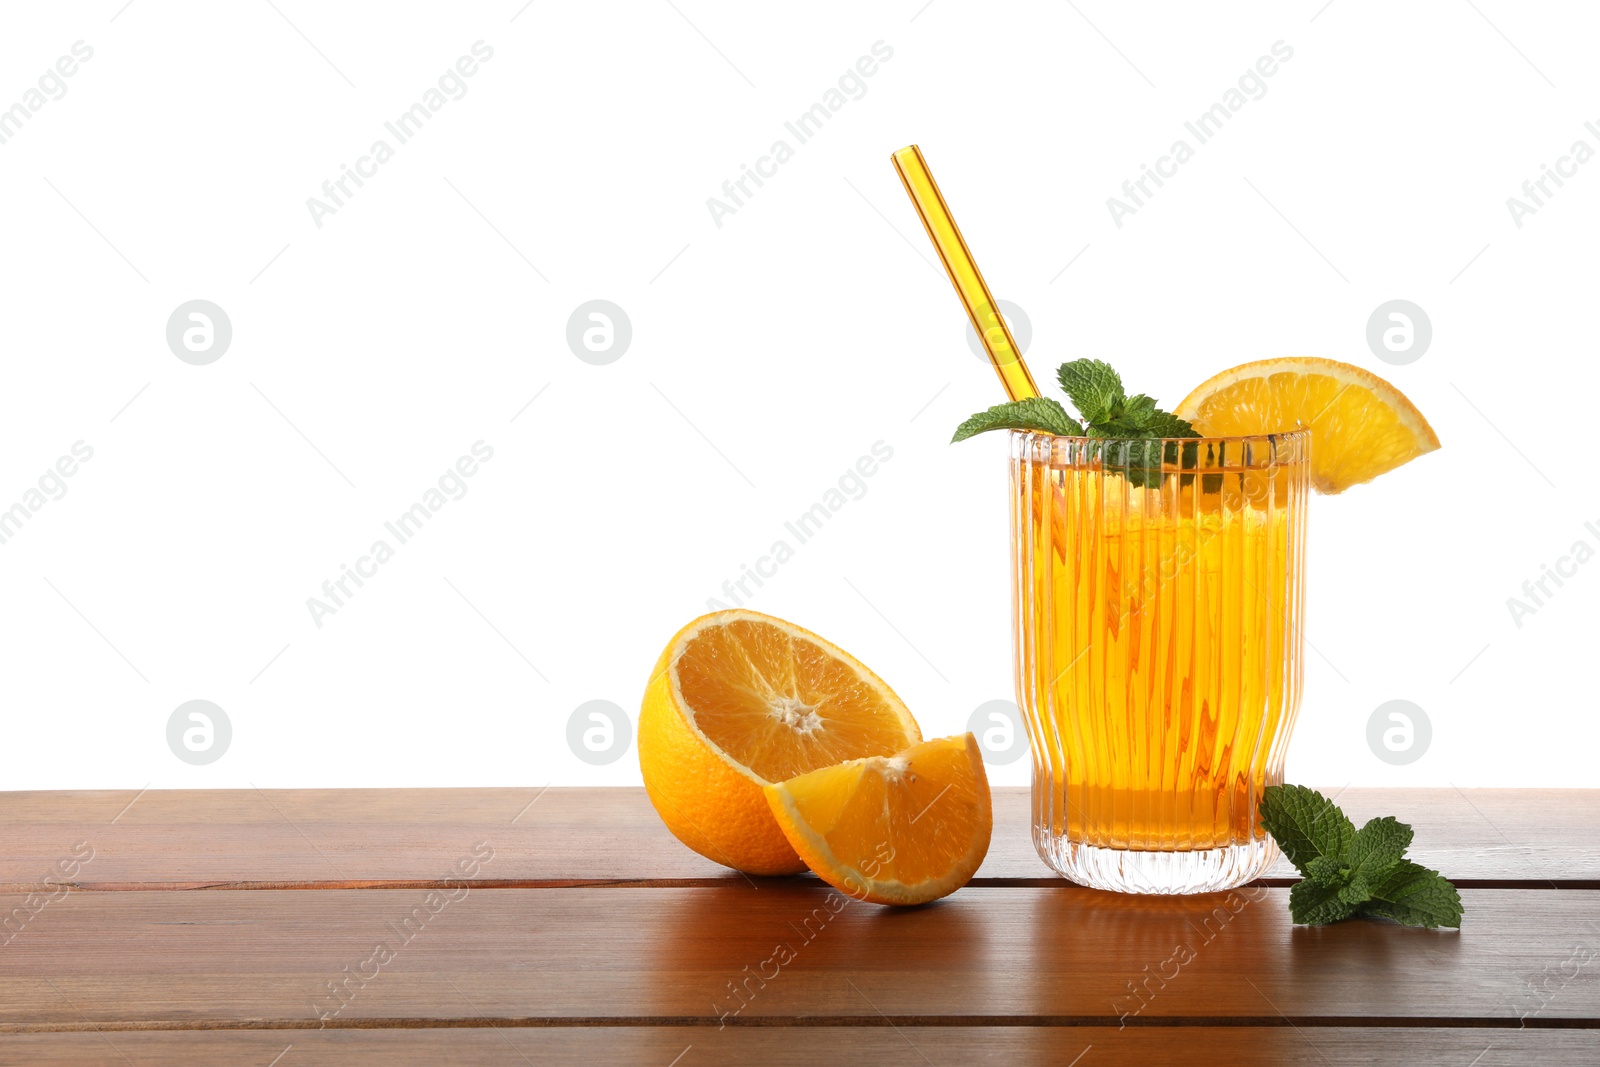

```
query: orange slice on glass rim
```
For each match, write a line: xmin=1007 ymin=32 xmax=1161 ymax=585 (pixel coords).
xmin=1174 ymin=357 xmax=1440 ymax=494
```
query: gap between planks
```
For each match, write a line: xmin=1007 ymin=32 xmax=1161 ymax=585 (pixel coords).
xmin=3 ymin=1015 xmax=1599 ymax=1035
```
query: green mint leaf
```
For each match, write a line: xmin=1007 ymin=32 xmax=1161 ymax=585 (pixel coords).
xmin=1057 ymin=359 xmax=1125 ymax=424
xmin=1289 ymin=879 xmax=1359 ymax=925
xmin=1337 ymin=872 xmax=1374 ymax=905
xmin=1264 ymin=786 xmax=1463 ymax=928
xmin=1348 ymin=816 xmax=1414 ymax=882
xmin=1136 ymin=409 xmax=1200 ymax=440
xmin=1085 ymin=420 xmax=1143 ymax=439
xmin=949 ymin=358 xmax=1196 ymax=494
xmin=1260 ymin=785 xmax=1356 ymax=876
xmin=1359 ymin=860 xmax=1464 ymax=929
xmin=1060 ymin=363 xmax=1199 ymax=495
xmin=1303 ymin=855 xmax=1346 ymax=887
xmin=1087 ymin=412 xmax=1190 ymax=438
xmin=951 ymin=397 xmax=1083 ymax=443
xmin=1121 ymin=393 xmax=1158 ymax=421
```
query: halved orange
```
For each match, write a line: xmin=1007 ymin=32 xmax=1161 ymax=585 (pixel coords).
xmin=764 ymin=733 xmax=992 ymax=905
xmin=1174 ymin=357 xmax=1441 ymax=494
xmin=638 ymin=611 xmax=922 ymax=875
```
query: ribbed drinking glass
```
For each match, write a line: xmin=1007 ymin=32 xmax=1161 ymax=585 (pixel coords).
xmin=1010 ymin=430 xmax=1310 ymax=894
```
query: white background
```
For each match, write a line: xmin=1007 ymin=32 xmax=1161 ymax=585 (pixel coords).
xmin=1 ymin=1 xmax=1595 ymax=791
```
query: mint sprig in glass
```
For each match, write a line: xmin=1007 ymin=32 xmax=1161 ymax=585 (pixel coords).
xmin=954 ymin=358 xmax=1201 ymax=489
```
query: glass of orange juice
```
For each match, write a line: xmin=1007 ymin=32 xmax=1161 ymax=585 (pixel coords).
xmin=1011 ymin=429 xmax=1310 ymax=894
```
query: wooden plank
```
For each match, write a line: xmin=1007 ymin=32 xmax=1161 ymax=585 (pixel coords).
xmin=1 ymin=788 xmax=1594 ymax=890
xmin=0 ymin=1027 xmax=1593 ymax=1067
xmin=0 ymin=886 xmax=1594 ymax=1029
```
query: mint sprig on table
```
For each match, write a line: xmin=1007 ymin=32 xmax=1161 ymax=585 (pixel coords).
xmin=1260 ymin=784 xmax=1463 ymax=929
xmin=951 ymin=358 xmax=1199 ymax=444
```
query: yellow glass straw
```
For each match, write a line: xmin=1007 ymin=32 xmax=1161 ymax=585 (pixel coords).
xmin=891 ymin=144 xmax=1040 ymax=401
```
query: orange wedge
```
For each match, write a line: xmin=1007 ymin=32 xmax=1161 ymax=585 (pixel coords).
xmin=765 ymin=734 xmax=992 ymax=905
xmin=639 ymin=611 xmax=922 ymax=876
xmin=1174 ymin=357 xmax=1441 ymax=494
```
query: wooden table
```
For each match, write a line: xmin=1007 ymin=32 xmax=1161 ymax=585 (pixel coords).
xmin=1 ymin=787 xmax=1596 ymax=1064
